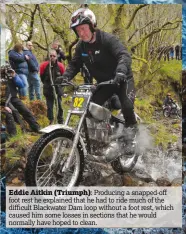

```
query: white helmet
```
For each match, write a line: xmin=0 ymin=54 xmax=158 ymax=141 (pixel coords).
xmin=70 ymin=8 xmax=97 ymax=35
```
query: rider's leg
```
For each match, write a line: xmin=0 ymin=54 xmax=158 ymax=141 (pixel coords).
xmin=91 ymin=85 xmax=116 ymax=105
xmin=117 ymin=79 xmax=138 ymax=155
xmin=110 ymin=94 xmax=121 ymax=110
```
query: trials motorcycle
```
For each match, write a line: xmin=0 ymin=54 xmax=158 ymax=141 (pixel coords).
xmin=163 ymin=103 xmax=181 ymax=119
xmin=25 ymin=80 xmax=140 ymax=187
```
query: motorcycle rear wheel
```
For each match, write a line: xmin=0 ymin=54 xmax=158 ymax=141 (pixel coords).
xmin=25 ymin=129 xmax=84 ymax=187
xmin=177 ymin=109 xmax=182 ymax=119
xmin=111 ymin=152 xmax=139 ymax=174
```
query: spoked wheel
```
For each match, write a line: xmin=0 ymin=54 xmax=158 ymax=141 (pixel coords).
xmin=163 ymin=108 xmax=170 ymax=117
xmin=25 ymin=129 xmax=84 ymax=187
xmin=111 ymin=150 xmax=139 ymax=174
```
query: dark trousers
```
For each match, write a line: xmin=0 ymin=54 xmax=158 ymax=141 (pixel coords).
xmin=175 ymin=51 xmax=179 ymax=60
xmin=91 ymin=79 xmax=137 ymax=127
xmin=45 ymin=95 xmax=63 ymax=123
xmin=4 ymin=112 xmax=17 ymax=136
xmin=11 ymin=97 xmax=40 ymax=131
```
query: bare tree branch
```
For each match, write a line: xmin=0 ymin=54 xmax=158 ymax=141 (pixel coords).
xmin=128 ymin=20 xmax=154 ymax=43
xmin=32 ymin=41 xmax=47 ymax=51
xmin=41 ymin=8 xmax=69 ymax=49
xmin=27 ymin=5 xmax=39 ymax=41
xmin=61 ymin=5 xmax=73 ymax=14
xmin=131 ymin=20 xmax=182 ymax=50
xmin=126 ymin=4 xmax=148 ymax=29
xmin=9 ymin=5 xmax=32 ymax=17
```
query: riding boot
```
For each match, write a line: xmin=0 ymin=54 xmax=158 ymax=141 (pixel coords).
xmin=123 ymin=123 xmax=138 ymax=157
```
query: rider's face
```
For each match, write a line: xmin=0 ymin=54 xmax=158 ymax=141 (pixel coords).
xmin=76 ymin=24 xmax=92 ymax=42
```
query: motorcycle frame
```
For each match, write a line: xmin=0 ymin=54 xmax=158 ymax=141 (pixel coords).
xmin=40 ymin=82 xmax=126 ymax=170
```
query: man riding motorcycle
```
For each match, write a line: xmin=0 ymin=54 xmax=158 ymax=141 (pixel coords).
xmin=56 ymin=7 xmax=137 ymax=155
xmin=163 ymin=93 xmax=176 ymax=112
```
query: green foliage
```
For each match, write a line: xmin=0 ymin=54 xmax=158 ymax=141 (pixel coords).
xmin=172 ymin=123 xmax=181 ymax=129
xmin=37 ymin=115 xmax=49 ymax=128
xmin=6 ymin=131 xmax=40 ymax=164
xmin=135 ymin=98 xmax=154 ymax=121
xmin=149 ymin=123 xmax=178 ymax=148
xmin=159 ymin=60 xmax=182 ymax=83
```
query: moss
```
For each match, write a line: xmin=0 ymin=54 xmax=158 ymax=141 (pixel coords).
xmin=149 ymin=123 xmax=178 ymax=148
xmin=37 ymin=115 xmax=50 ymax=128
xmin=6 ymin=131 xmax=40 ymax=163
xmin=172 ymin=123 xmax=181 ymax=130
xmin=159 ymin=60 xmax=182 ymax=83
xmin=135 ymin=98 xmax=154 ymax=121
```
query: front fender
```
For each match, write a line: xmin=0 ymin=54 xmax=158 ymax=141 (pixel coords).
xmin=39 ymin=124 xmax=88 ymax=157
xmin=40 ymin=124 xmax=74 ymax=134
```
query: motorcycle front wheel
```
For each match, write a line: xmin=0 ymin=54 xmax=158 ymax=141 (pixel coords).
xmin=163 ymin=108 xmax=170 ymax=117
xmin=25 ymin=129 xmax=84 ymax=187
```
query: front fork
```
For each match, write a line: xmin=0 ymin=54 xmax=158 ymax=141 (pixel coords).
xmin=61 ymin=110 xmax=88 ymax=172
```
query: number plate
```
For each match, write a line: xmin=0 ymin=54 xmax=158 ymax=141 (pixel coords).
xmin=71 ymin=95 xmax=88 ymax=110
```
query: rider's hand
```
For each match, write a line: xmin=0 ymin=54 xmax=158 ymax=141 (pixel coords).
xmin=113 ymin=72 xmax=127 ymax=86
xmin=55 ymin=76 xmax=66 ymax=84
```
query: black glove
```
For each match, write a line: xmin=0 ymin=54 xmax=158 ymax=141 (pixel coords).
xmin=55 ymin=76 xmax=68 ymax=84
xmin=113 ymin=72 xmax=127 ymax=85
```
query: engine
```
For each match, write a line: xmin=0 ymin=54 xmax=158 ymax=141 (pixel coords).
xmin=86 ymin=118 xmax=112 ymax=144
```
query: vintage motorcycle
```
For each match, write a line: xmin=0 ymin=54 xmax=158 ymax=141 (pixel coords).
xmin=163 ymin=103 xmax=181 ymax=119
xmin=25 ymin=80 xmax=140 ymax=187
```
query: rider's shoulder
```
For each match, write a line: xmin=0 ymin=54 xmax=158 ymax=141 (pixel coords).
xmin=75 ymin=41 xmax=83 ymax=51
xmin=100 ymin=30 xmax=122 ymax=47
xmin=100 ymin=30 xmax=118 ymax=41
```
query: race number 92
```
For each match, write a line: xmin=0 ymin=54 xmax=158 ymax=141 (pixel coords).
xmin=73 ymin=97 xmax=84 ymax=108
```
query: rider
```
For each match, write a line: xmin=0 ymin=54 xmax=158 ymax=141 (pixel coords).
xmin=163 ymin=93 xmax=176 ymax=111
xmin=56 ymin=7 xmax=137 ymax=155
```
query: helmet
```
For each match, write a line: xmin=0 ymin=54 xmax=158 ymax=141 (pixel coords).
xmin=167 ymin=93 xmax=171 ymax=96
xmin=70 ymin=8 xmax=97 ymax=34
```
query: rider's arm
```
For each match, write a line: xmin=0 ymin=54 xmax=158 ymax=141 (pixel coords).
xmin=104 ymin=33 xmax=132 ymax=78
xmin=62 ymin=42 xmax=83 ymax=81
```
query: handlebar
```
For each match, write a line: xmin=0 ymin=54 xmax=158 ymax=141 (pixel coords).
xmin=52 ymin=79 xmax=115 ymax=90
xmin=96 ymin=79 xmax=114 ymax=87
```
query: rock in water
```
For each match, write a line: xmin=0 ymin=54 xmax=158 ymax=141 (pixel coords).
xmin=156 ymin=176 xmax=171 ymax=186
xmin=133 ymin=168 xmax=154 ymax=183
xmin=97 ymin=173 xmax=123 ymax=186
xmin=171 ymin=177 xmax=182 ymax=186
